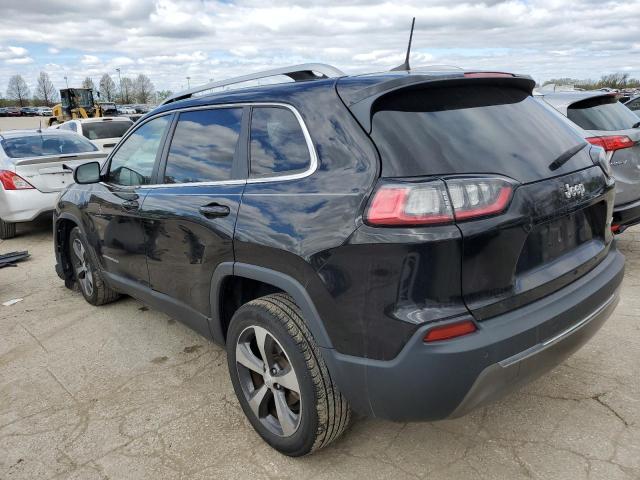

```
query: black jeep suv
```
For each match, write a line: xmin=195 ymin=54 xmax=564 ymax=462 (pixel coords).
xmin=54 ymin=64 xmax=624 ymax=456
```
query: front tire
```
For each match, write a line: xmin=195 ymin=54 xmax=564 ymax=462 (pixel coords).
xmin=68 ymin=227 xmax=119 ymax=305
xmin=226 ymin=293 xmax=351 ymax=456
xmin=0 ymin=219 xmax=16 ymax=239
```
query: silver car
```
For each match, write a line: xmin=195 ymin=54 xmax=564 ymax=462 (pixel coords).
xmin=51 ymin=117 xmax=133 ymax=154
xmin=0 ymin=129 xmax=107 ymax=238
xmin=536 ymin=91 xmax=640 ymax=232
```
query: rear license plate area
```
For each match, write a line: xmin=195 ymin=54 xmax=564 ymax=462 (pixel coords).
xmin=517 ymin=202 xmax=606 ymax=274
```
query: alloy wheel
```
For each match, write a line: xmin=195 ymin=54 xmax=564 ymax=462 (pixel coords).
xmin=235 ymin=325 xmax=302 ymax=437
xmin=72 ymin=238 xmax=94 ymax=297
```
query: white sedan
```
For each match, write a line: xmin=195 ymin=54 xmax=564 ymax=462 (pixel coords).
xmin=52 ymin=117 xmax=133 ymax=153
xmin=0 ymin=129 xmax=107 ymax=239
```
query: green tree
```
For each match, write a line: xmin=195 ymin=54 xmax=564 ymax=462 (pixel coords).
xmin=155 ymin=90 xmax=173 ymax=102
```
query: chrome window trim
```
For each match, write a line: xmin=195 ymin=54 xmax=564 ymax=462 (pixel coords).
xmin=109 ymin=102 xmax=318 ymax=190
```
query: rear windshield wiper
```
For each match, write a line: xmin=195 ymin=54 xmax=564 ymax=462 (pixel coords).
xmin=549 ymin=143 xmax=588 ymax=171
xmin=632 ymin=121 xmax=640 ymax=129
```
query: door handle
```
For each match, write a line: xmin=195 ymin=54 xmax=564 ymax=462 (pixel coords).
xmin=122 ymin=199 xmax=140 ymax=211
xmin=199 ymin=204 xmax=230 ymax=218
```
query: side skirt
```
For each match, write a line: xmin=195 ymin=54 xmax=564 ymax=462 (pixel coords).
xmin=103 ymin=272 xmax=215 ymax=341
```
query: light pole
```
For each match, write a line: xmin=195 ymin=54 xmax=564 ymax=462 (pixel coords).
xmin=64 ymin=76 xmax=69 ymax=88
xmin=116 ymin=68 xmax=122 ymax=103
xmin=186 ymin=76 xmax=191 ymax=88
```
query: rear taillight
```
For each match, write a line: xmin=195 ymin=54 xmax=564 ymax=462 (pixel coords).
xmin=446 ymin=178 xmax=513 ymax=221
xmin=586 ymin=135 xmax=635 ymax=152
xmin=365 ymin=177 xmax=514 ymax=227
xmin=0 ymin=170 xmax=34 ymax=190
xmin=424 ymin=319 xmax=477 ymax=342
xmin=365 ymin=180 xmax=453 ymax=226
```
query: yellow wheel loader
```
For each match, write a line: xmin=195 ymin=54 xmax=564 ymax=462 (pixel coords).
xmin=48 ymin=88 xmax=107 ymax=126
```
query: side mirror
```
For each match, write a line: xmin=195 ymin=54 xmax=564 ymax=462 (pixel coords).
xmin=74 ymin=161 xmax=101 ymax=184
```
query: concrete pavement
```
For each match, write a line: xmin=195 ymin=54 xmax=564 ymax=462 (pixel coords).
xmin=1 ymin=219 xmax=639 ymax=479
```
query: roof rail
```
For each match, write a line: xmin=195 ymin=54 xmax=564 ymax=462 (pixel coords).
xmin=161 ymin=63 xmax=346 ymax=105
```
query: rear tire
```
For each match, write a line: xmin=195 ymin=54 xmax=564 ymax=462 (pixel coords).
xmin=226 ymin=293 xmax=351 ymax=456
xmin=0 ymin=219 xmax=16 ymax=239
xmin=68 ymin=227 xmax=120 ymax=306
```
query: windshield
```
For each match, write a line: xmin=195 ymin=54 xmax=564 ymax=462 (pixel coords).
xmin=82 ymin=121 xmax=132 ymax=140
xmin=1 ymin=133 xmax=99 ymax=158
xmin=567 ymin=95 xmax=639 ymax=131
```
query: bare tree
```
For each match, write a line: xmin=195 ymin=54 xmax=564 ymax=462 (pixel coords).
xmin=35 ymin=72 xmax=57 ymax=106
xmin=6 ymin=74 xmax=30 ymax=107
xmin=134 ymin=74 xmax=155 ymax=104
xmin=543 ymin=73 xmax=640 ymax=90
xmin=599 ymin=73 xmax=630 ymax=89
xmin=99 ymin=74 xmax=117 ymax=101
xmin=81 ymin=76 xmax=95 ymax=91
xmin=120 ymin=77 xmax=134 ymax=103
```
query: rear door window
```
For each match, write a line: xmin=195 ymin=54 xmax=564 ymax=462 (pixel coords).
xmin=163 ymin=108 xmax=242 ymax=184
xmin=567 ymin=95 xmax=640 ymax=131
xmin=250 ymin=107 xmax=310 ymax=177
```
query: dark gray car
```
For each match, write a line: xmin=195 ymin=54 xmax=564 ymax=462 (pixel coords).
xmin=537 ymin=91 xmax=640 ymax=232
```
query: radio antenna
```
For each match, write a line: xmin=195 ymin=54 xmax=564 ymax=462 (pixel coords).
xmin=391 ymin=17 xmax=415 ymax=71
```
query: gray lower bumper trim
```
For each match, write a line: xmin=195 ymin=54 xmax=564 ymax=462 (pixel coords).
xmin=499 ymin=292 xmax=617 ymax=368
xmin=449 ymin=290 xmax=619 ymax=418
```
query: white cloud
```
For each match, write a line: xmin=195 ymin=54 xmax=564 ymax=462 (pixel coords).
xmin=81 ymin=55 xmax=100 ymax=64
xmin=0 ymin=46 xmax=28 ymax=60
xmin=0 ymin=0 xmax=639 ymax=92
xmin=6 ymin=57 xmax=34 ymax=64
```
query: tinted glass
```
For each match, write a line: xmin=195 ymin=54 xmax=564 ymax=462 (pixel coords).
xmin=250 ymin=107 xmax=310 ymax=176
xmin=82 ymin=121 xmax=132 ymax=140
xmin=628 ymin=99 xmax=640 ymax=111
xmin=60 ymin=122 xmax=77 ymax=132
xmin=164 ymin=108 xmax=242 ymax=184
xmin=1 ymin=133 xmax=98 ymax=158
xmin=567 ymin=96 xmax=640 ymax=131
xmin=370 ymin=85 xmax=590 ymax=182
xmin=107 ymin=115 xmax=170 ymax=186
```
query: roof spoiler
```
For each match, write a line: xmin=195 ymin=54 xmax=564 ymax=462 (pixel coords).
xmin=341 ymin=73 xmax=536 ymax=133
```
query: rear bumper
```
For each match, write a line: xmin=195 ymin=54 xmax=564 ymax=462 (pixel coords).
xmin=613 ymin=197 xmax=640 ymax=233
xmin=0 ymin=188 xmax=58 ymax=222
xmin=323 ymin=246 xmax=625 ymax=421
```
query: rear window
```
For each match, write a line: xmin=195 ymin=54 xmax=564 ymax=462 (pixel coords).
xmin=627 ymin=98 xmax=640 ymax=111
xmin=567 ymin=95 xmax=640 ymax=131
xmin=250 ymin=107 xmax=310 ymax=177
xmin=82 ymin=121 xmax=132 ymax=140
xmin=371 ymin=85 xmax=589 ymax=182
xmin=1 ymin=133 xmax=98 ymax=158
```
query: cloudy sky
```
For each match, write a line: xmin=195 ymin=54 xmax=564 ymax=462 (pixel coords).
xmin=1 ymin=0 xmax=639 ymax=96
